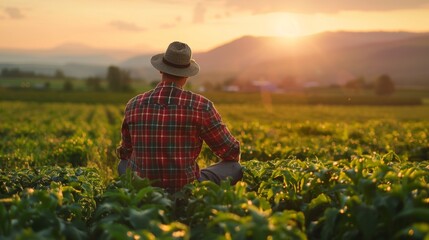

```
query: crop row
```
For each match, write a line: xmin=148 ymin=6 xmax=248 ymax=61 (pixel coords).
xmin=1 ymin=153 xmax=429 ymax=239
xmin=1 ymin=101 xmax=429 ymax=239
xmin=0 ymin=102 xmax=122 ymax=179
xmin=1 ymin=102 xmax=428 ymax=171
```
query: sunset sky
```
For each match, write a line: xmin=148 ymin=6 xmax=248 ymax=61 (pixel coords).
xmin=1 ymin=0 xmax=429 ymax=53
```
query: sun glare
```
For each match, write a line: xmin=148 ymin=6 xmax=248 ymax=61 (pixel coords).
xmin=269 ymin=13 xmax=303 ymax=38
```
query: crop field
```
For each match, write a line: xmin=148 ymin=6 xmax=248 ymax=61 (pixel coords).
xmin=1 ymin=96 xmax=429 ymax=239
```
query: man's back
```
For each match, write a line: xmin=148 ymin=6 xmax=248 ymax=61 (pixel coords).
xmin=120 ymin=81 xmax=240 ymax=192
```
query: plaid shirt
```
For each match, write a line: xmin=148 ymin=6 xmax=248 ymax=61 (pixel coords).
xmin=118 ymin=81 xmax=240 ymax=192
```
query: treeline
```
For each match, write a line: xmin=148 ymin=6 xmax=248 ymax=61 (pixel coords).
xmin=0 ymin=89 xmax=422 ymax=105
xmin=1 ymin=68 xmax=68 ymax=79
xmin=84 ymin=66 xmax=133 ymax=92
xmin=1 ymin=66 xmax=135 ymax=92
xmin=344 ymin=74 xmax=396 ymax=96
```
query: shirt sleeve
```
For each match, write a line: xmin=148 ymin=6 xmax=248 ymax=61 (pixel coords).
xmin=201 ymin=102 xmax=240 ymax=161
xmin=116 ymin=115 xmax=133 ymax=161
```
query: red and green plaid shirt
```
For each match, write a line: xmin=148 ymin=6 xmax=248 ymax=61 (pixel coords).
xmin=118 ymin=81 xmax=240 ymax=192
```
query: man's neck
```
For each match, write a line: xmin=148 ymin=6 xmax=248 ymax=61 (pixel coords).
xmin=161 ymin=74 xmax=187 ymax=88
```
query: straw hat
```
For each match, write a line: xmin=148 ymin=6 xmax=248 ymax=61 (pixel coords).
xmin=151 ymin=41 xmax=200 ymax=77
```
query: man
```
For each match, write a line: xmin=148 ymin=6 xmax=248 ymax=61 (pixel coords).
xmin=117 ymin=41 xmax=242 ymax=193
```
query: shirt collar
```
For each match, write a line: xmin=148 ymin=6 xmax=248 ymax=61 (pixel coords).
xmin=156 ymin=81 xmax=183 ymax=90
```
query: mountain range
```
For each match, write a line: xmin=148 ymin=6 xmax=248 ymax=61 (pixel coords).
xmin=1 ymin=31 xmax=429 ymax=86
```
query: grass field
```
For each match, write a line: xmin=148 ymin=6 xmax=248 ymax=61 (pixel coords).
xmin=1 ymin=87 xmax=428 ymax=105
xmin=0 ymin=77 xmax=149 ymax=91
xmin=1 ymin=89 xmax=429 ymax=239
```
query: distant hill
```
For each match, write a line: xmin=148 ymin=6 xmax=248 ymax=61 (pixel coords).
xmin=0 ymin=43 xmax=141 ymax=68
xmin=121 ymin=31 xmax=429 ymax=86
xmin=233 ymin=33 xmax=429 ymax=86
xmin=1 ymin=31 xmax=429 ymax=86
xmin=0 ymin=44 xmax=145 ymax=79
xmin=193 ymin=31 xmax=420 ymax=72
xmin=0 ymin=62 xmax=107 ymax=79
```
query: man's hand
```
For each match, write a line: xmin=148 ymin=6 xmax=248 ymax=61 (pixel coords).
xmin=117 ymin=159 xmax=128 ymax=175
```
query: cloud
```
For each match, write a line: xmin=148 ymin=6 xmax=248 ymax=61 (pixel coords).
xmin=4 ymin=7 xmax=25 ymax=19
xmin=193 ymin=2 xmax=206 ymax=23
xmin=222 ymin=0 xmax=429 ymax=14
xmin=110 ymin=20 xmax=145 ymax=32
xmin=160 ymin=16 xmax=182 ymax=29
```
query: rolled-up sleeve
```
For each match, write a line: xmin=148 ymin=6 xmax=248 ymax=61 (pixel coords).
xmin=117 ymin=117 xmax=133 ymax=161
xmin=201 ymin=103 xmax=240 ymax=161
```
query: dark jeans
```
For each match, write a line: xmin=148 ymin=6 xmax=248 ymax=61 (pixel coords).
xmin=118 ymin=160 xmax=243 ymax=185
xmin=199 ymin=161 xmax=243 ymax=185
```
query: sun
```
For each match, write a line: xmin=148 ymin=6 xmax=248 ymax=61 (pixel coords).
xmin=268 ymin=13 xmax=303 ymax=38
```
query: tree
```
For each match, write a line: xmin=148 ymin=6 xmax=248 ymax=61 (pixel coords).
xmin=63 ymin=80 xmax=74 ymax=91
xmin=374 ymin=74 xmax=395 ymax=96
xmin=120 ymin=70 xmax=132 ymax=91
xmin=86 ymin=76 xmax=102 ymax=91
xmin=44 ymin=81 xmax=51 ymax=89
xmin=107 ymin=66 xmax=132 ymax=91
xmin=107 ymin=66 xmax=121 ymax=91
xmin=345 ymin=77 xmax=366 ymax=91
xmin=55 ymin=69 xmax=65 ymax=79
xmin=1 ymin=68 xmax=36 ymax=78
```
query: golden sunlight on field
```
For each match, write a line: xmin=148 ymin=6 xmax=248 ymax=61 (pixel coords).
xmin=1 ymin=2 xmax=429 ymax=239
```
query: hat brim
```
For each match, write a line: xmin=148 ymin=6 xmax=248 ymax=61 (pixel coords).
xmin=151 ymin=53 xmax=200 ymax=77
